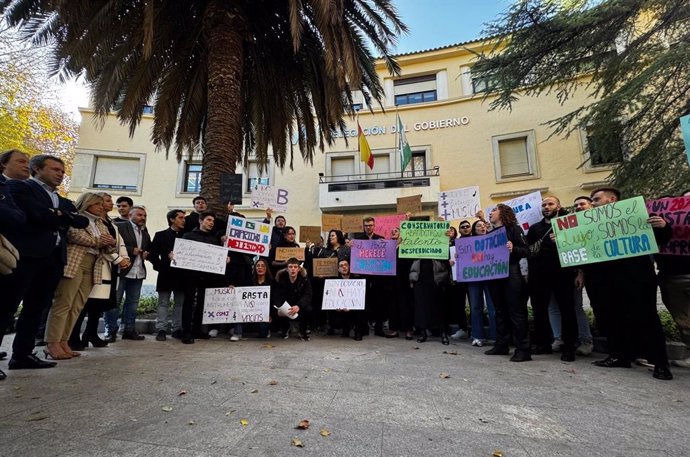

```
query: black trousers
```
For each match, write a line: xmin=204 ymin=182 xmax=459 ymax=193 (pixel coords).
xmin=365 ymin=276 xmax=387 ymax=330
xmin=489 ymin=264 xmax=530 ymax=354
xmin=388 ymin=279 xmax=414 ymax=332
xmin=529 ymin=266 xmax=578 ymax=352
xmin=341 ymin=310 xmax=368 ymax=336
xmin=68 ymin=301 xmax=101 ymax=343
xmin=0 ymin=251 xmax=63 ymax=357
xmin=182 ymin=274 xmax=213 ymax=336
xmin=446 ymin=282 xmax=469 ymax=331
xmin=582 ymin=267 xmax=609 ymax=337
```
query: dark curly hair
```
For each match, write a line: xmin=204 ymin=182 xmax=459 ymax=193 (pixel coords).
xmin=326 ymin=229 xmax=346 ymax=249
xmin=495 ymin=203 xmax=518 ymax=227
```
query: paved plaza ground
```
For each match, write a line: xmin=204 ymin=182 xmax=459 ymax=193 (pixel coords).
xmin=1 ymin=332 xmax=688 ymax=457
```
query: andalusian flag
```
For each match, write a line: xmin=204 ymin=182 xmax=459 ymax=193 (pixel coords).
xmin=357 ymin=120 xmax=374 ymax=170
xmin=397 ymin=114 xmax=412 ymax=171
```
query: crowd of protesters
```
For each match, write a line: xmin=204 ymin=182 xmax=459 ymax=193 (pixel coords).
xmin=1 ymin=148 xmax=688 ymax=383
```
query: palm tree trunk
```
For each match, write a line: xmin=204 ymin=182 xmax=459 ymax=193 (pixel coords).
xmin=202 ymin=1 xmax=245 ymax=214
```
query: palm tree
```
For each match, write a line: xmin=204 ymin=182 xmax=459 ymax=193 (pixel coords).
xmin=1 ymin=0 xmax=406 ymax=211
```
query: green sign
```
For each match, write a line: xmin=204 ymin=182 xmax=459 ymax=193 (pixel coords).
xmin=552 ymin=196 xmax=658 ymax=267
xmin=399 ymin=220 xmax=449 ymax=259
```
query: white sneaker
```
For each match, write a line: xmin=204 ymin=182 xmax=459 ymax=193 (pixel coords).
xmin=208 ymin=329 xmax=219 ymax=338
xmin=451 ymin=329 xmax=469 ymax=340
xmin=575 ymin=341 xmax=593 ymax=356
xmin=671 ymin=358 xmax=690 ymax=369
xmin=471 ymin=338 xmax=483 ymax=347
xmin=551 ymin=338 xmax=563 ymax=352
xmin=230 ymin=334 xmax=241 ymax=342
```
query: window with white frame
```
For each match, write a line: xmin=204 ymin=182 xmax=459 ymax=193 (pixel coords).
xmin=246 ymin=161 xmax=270 ymax=192
xmin=491 ymin=131 xmax=539 ymax=181
xmin=183 ymin=162 xmax=203 ymax=193
xmin=92 ymin=156 xmax=141 ymax=191
xmin=580 ymin=125 xmax=624 ymax=170
xmin=394 ymin=74 xmax=437 ymax=106
xmin=331 ymin=156 xmax=355 ymax=177
xmin=405 ymin=150 xmax=427 ymax=176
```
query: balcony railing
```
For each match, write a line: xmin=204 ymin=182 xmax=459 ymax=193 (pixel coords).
xmin=319 ymin=167 xmax=439 ymax=184
xmin=319 ymin=167 xmax=440 ymax=192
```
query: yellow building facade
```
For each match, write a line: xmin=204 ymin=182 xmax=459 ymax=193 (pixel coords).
xmin=70 ymin=38 xmax=613 ymax=249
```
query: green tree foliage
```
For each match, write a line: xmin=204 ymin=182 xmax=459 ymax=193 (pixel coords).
xmin=472 ymin=0 xmax=690 ymax=198
xmin=0 ymin=31 xmax=78 ymax=190
xmin=0 ymin=0 xmax=406 ymax=211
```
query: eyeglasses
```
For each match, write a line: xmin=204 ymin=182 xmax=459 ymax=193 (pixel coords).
xmin=460 ymin=225 xmax=470 ymax=229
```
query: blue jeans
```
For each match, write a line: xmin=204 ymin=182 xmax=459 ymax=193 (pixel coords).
xmin=105 ymin=277 xmax=143 ymax=334
xmin=548 ymin=289 xmax=593 ymax=343
xmin=468 ymin=282 xmax=496 ymax=340
xmin=156 ymin=290 xmax=184 ymax=332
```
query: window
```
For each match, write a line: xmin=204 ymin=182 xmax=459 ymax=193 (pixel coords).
xmin=406 ymin=151 xmax=427 ymax=176
xmin=367 ymin=154 xmax=390 ymax=178
xmin=394 ymin=74 xmax=437 ymax=106
xmin=184 ymin=163 xmax=202 ymax=193
xmin=471 ymin=68 xmax=498 ymax=94
xmin=351 ymin=103 xmax=363 ymax=112
xmin=92 ymin=157 xmax=141 ymax=191
xmin=581 ymin=125 xmax=624 ymax=170
xmin=142 ymin=105 xmax=154 ymax=114
xmin=246 ymin=161 xmax=270 ymax=192
xmin=331 ymin=156 xmax=355 ymax=177
xmin=491 ymin=131 xmax=539 ymax=182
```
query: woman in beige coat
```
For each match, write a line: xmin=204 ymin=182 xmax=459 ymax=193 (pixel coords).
xmin=44 ymin=193 xmax=117 ymax=360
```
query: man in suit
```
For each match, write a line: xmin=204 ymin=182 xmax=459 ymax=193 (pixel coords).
xmin=2 ymin=154 xmax=88 ymax=371
xmin=114 ymin=196 xmax=133 ymax=223
xmin=354 ymin=217 xmax=387 ymax=336
xmin=104 ymin=206 xmax=151 ymax=341
xmin=0 ymin=149 xmax=31 ymax=181
xmin=149 ymin=209 xmax=186 ymax=341
xmin=183 ymin=195 xmax=207 ymax=233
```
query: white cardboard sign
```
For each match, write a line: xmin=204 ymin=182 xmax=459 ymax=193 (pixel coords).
xmin=250 ymin=184 xmax=289 ymax=213
xmin=171 ymin=238 xmax=227 ymax=275
xmin=202 ymin=286 xmax=270 ymax=324
xmin=439 ymin=186 xmax=481 ymax=220
xmin=321 ymin=279 xmax=366 ymax=310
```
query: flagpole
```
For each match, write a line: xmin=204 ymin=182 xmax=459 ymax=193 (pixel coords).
xmin=395 ymin=105 xmax=402 ymax=178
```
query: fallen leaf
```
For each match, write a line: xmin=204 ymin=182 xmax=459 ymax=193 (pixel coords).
xmin=296 ymin=419 xmax=310 ymax=430
xmin=262 ymin=343 xmax=275 ymax=349
xmin=188 ymin=421 xmax=195 ymax=425
xmin=291 ymin=437 xmax=304 ymax=447
xmin=210 ymin=380 xmax=217 ymax=385
xmin=442 ymin=351 xmax=458 ymax=355
xmin=250 ymin=389 xmax=259 ymax=394
xmin=439 ymin=373 xmax=450 ymax=379
xmin=320 ymin=428 xmax=331 ymax=437
xmin=26 ymin=414 xmax=49 ymax=422
xmin=412 ymin=346 xmax=420 ymax=350
xmin=462 ymin=378 xmax=468 ymax=382
xmin=562 ymin=369 xmax=576 ymax=374
xmin=162 ymin=406 xmax=173 ymax=412
xmin=492 ymin=451 xmax=504 ymax=457
xmin=323 ymin=368 xmax=331 ymax=372
xmin=240 ymin=419 xmax=249 ymax=426
xmin=268 ymin=380 xmax=278 ymax=386
xmin=178 ymin=390 xmax=187 ymax=396
xmin=478 ymin=418 xmax=490 ymax=423
xmin=13 ymin=386 xmax=20 ymax=390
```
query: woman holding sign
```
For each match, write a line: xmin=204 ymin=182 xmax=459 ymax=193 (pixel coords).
xmin=484 ymin=204 xmax=531 ymax=362
xmin=409 ymin=258 xmax=452 ymax=345
xmin=465 ymin=220 xmax=497 ymax=347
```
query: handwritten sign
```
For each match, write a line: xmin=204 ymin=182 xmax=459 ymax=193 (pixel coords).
xmin=399 ymin=220 xmax=449 ymax=259
xmin=312 ymin=257 xmax=339 ymax=277
xmin=225 ymin=215 xmax=272 ymax=257
xmin=250 ymin=184 xmax=289 ymax=212
xmin=350 ymin=239 xmax=397 ymax=276
xmin=439 ymin=186 xmax=481 ymax=220
xmin=171 ymin=238 xmax=227 ymax=275
xmin=646 ymin=196 xmax=690 ymax=255
xmin=373 ymin=214 xmax=408 ymax=239
xmin=275 ymin=247 xmax=305 ymax=261
xmin=454 ymin=227 xmax=509 ymax=282
xmin=322 ymin=279 xmax=366 ymax=310
xmin=397 ymin=194 xmax=422 ymax=214
xmin=341 ymin=215 xmax=362 ymax=235
xmin=681 ymin=114 xmax=690 ymax=166
xmin=486 ymin=190 xmax=542 ymax=234
xmin=202 ymin=286 xmax=270 ymax=324
xmin=552 ymin=196 xmax=658 ymax=267
xmin=299 ymin=226 xmax=322 ymax=243
xmin=322 ymin=214 xmax=342 ymax=231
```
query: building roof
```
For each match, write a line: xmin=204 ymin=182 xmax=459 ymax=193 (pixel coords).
xmin=386 ymin=35 xmax=498 ymax=59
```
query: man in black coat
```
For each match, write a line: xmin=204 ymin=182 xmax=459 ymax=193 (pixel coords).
xmin=149 ymin=209 xmax=186 ymax=341
xmin=353 ymin=216 xmax=386 ymax=336
xmin=272 ymin=258 xmax=312 ymax=340
xmin=183 ymin=195 xmax=207 ymax=233
xmin=3 ymin=155 xmax=88 ymax=371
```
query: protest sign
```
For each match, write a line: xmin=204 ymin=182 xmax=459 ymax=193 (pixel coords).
xmin=397 ymin=194 xmax=422 ymax=214
xmin=681 ymin=114 xmax=690 ymax=166
xmin=220 ymin=173 xmax=243 ymax=205
xmin=374 ymin=214 xmax=408 ymax=239
xmin=322 ymin=279 xmax=366 ymax=310
xmin=350 ymin=239 xmax=397 ymax=276
xmin=250 ymin=184 xmax=290 ymax=212
xmin=275 ymin=247 xmax=305 ymax=261
xmin=454 ymin=227 xmax=509 ymax=282
xmin=341 ymin=215 xmax=363 ymax=235
xmin=225 ymin=215 xmax=272 ymax=256
xmin=486 ymin=190 xmax=542 ymax=234
xmin=322 ymin=214 xmax=342 ymax=231
xmin=312 ymin=257 xmax=339 ymax=277
xmin=646 ymin=196 xmax=690 ymax=255
xmin=552 ymin=196 xmax=658 ymax=267
xmin=202 ymin=286 xmax=270 ymax=324
xmin=439 ymin=186 xmax=481 ymax=220
xmin=449 ymin=246 xmax=457 ymax=280
xmin=399 ymin=220 xmax=449 ymax=259
xmin=171 ymin=238 xmax=228 ymax=275
xmin=299 ymin=225 xmax=322 ymax=243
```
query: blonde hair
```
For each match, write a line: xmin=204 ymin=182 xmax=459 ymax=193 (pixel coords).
xmin=75 ymin=192 xmax=104 ymax=212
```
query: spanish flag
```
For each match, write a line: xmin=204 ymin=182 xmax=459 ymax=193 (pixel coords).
xmin=357 ymin=120 xmax=374 ymax=170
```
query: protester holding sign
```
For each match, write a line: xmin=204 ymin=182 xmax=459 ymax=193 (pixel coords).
xmin=465 ymin=220 xmax=496 ymax=347
xmin=334 ymin=260 xmax=367 ymax=341
xmin=484 ymin=204 xmax=531 ymax=362
xmin=409 ymin=257 xmax=452 ymax=345
xmin=385 ymin=227 xmax=414 ymax=340
xmin=268 ymin=226 xmax=301 ymax=277
xmin=446 ymin=226 xmax=469 ymax=340
xmin=272 ymin=258 xmax=312 ymax=341
xmin=232 ymin=258 xmax=274 ymax=340
xmin=586 ymin=188 xmax=673 ymax=380
xmin=354 ymin=217 xmax=387 ymax=336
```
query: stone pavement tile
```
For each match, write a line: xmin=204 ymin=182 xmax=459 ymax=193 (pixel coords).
xmin=232 ymin=414 xmax=384 ymax=457
xmin=516 ymin=436 xmax=673 ymax=457
xmin=0 ymin=427 xmax=82 ymax=457
xmin=298 ymin=369 xmax=386 ymax=395
xmin=381 ymin=423 xmax=529 ymax=457
xmin=102 ymin=403 xmax=265 ymax=452
xmin=58 ymin=437 xmax=220 ymax=457
xmin=220 ymin=385 xmax=337 ymax=416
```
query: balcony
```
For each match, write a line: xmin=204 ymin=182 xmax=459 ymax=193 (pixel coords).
xmin=318 ymin=168 xmax=441 ymax=211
